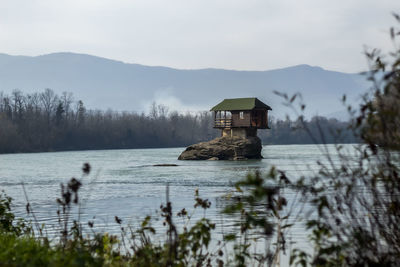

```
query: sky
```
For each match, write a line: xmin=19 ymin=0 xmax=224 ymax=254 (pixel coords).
xmin=0 ymin=0 xmax=399 ymax=73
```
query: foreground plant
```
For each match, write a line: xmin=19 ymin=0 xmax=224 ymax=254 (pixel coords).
xmin=289 ymin=14 xmax=400 ymax=266
xmin=221 ymin=169 xmax=301 ymax=267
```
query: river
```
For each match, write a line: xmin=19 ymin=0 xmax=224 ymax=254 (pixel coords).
xmin=0 ymin=144 xmax=355 ymax=264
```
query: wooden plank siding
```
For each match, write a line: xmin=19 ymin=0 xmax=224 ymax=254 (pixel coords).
xmin=231 ymin=111 xmax=251 ymax=127
xmin=251 ymin=109 xmax=268 ymax=129
xmin=213 ymin=110 xmax=269 ymax=129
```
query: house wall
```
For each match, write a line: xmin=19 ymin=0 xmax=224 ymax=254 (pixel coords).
xmin=221 ymin=128 xmax=257 ymax=138
xmin=231 ymin=111 xmax=251 ymax=127
xmin=222 ymin=129 xmax=231 ymax=137
xmin=232 ymin=128 xmax=247 ymax=138
xmin=215 ymin=109 xmax=269 ymax=130
xmin=231 ymin=110 xmax=269 ymax=128
xmin=251 ymin=110 xmax=268 ymax=129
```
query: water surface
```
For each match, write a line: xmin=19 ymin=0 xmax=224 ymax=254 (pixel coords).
xmin=0 ymin=144 xmax=355 ymax=262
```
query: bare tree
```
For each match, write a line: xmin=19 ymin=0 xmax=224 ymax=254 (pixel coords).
xmin=40 ymin=88 xmax=58 ymax=127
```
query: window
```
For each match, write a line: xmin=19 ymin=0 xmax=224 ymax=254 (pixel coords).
xmin=240 ymin=111 xmax=244 ymax=119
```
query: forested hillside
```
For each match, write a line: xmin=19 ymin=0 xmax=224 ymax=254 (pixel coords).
xmin=0 ymin=52 xmax=367 ymax=119
xmin=0 ymin=89 xmax=357 ymax=153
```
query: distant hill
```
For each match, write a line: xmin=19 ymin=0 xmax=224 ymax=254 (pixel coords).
xmin=0 ymin=52 xmax=369 ymax=119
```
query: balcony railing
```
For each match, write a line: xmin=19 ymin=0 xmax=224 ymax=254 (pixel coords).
xmin=214 ymin=118 xmax=232 ymax=128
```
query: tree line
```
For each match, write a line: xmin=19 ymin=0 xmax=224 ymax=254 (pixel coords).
xmin=0 ymin=89 xmax=357 ymax=154
xmin=0 ymin=89 xmax=217 ymax=153
xmin=261 ymin=115 xmax=357 ymax=145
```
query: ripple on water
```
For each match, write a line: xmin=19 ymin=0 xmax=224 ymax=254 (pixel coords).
xmin=0 ymin=144 xmax=359 ymax=263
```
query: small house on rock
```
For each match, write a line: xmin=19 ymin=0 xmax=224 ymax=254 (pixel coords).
xmin=211 ymin=98 xmax=272 ymax=138
xmin=178 ymin=97 xmax=271 ymax=160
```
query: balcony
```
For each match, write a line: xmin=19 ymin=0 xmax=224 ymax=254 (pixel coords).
xmin=214 ymin=118 xmax=232 ymax=128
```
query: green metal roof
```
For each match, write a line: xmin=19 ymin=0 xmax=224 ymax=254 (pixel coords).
xmin=210 ymin=97 xmax=272 ymax=111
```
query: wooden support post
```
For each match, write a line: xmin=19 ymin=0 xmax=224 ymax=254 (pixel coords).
xmin=224 ymin=111 xmax=226 ymax=127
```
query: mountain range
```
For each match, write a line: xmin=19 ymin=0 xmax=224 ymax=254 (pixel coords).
xmin=0 ymin=52 xmax=370 ymax=120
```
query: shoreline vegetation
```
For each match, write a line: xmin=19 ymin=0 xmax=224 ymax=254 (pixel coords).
xmin=0 ymin=13 xmax=399 ymax=267
xmin=0 ymin=89 xmax=357 ymax=154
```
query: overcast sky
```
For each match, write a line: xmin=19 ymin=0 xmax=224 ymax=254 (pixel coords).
xmin=1 ymin=0 xmax=399 ymax=72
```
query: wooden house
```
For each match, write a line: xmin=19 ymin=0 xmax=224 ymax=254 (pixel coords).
xmin=210 ymin=97 xmax=272 ymax=138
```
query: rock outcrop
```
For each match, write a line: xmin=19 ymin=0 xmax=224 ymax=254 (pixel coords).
xmin=178 ymin=136 xmax=262 ymax=160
